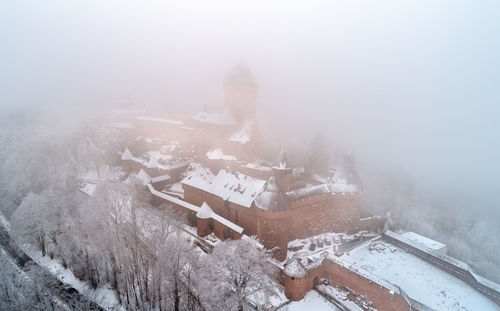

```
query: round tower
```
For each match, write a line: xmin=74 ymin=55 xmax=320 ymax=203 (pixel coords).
xmin=254 ymin=176 xmax=291 ymax=261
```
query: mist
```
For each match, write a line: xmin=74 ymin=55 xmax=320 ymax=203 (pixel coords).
xmin=2 ymin=0 xmax=498 ymax=210
xmin=1 ymin=0 xmax=499 ymax=271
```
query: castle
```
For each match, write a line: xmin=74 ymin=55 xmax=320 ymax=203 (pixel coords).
xmin=118 ymin=65 xmax=363 ymax=263
xmin=113 ymin=66 xmax=500 ymax=309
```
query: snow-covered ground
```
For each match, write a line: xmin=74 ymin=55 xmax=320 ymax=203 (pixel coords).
xmin=279 ymin=291 xmax=341 ymax=311
xmin=1 ymin=212 xmax=124 ymax=311
xmin=341 ymin=241 xmax=499 ymax=311
xmin=29 ymin=249 xmax=125 ymax=311
xmin=316 ymin=284 xmax=365 ymax=311
xmin=246 ymin=280 xmax=288 ymax=310
xmin=0 ymin=249 xmax=72 ymax=311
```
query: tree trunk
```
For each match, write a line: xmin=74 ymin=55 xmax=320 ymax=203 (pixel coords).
xmin=174 ymin=280 xmax=179 ymax=311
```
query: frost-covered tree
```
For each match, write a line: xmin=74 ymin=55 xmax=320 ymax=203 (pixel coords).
xmin=11 ymin=192 xmax=49 ymax=255
xmin=199 ymin=238 xmax=277 ymax=311
xmin=0 ymin=257 xmax=55 ymax=311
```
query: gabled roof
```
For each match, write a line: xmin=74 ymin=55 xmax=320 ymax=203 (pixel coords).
xmin=181 ymin=166 xmax=265 ymax=208
xmin=121 ymin=147 xmax=145 ymax=164
xmin=135 ymin=169 xmax=152 ymax=185
xmin=181 ymin=164 xmax=215 ymax=192
xmin=209 ymin=170 xmax=265 ymax=208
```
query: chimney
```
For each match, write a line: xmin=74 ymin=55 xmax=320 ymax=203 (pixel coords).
xmin=272 ymin=149 xmax=293 ymax=193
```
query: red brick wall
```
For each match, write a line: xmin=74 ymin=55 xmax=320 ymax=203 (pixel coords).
xmin=197 ymin=218 xmax=211 ymax=236
xmin=183 ymin=183 xmax=361 ymax=260
xmin=183 ymin=185 xmax=208 ymax=207
xmin=287 ymin=194 xmax=360 ymax=240
xmin=323 ymin=260 xmax=411 ymax=311
xmin=256 ymin=209 xmax=289 ymax=261
xmin=284 ymin=259 xmax=414 ymax=311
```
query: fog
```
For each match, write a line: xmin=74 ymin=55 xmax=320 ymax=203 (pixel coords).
xmin=1 ymin=1 xmax=499 ymax=223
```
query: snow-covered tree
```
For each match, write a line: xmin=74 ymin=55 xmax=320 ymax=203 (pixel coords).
xmin=199 ymin=238 xmax=277 ymax=311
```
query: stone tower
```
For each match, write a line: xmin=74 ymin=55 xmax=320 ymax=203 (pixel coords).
xmin=223 ymin=64 xmax=257 ymax=122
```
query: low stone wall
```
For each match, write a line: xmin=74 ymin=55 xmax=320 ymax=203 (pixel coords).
xmin=283 ymin=256 xmax=424 ymax=311
xmin=358 ymin=216 xmax=385 ymax=233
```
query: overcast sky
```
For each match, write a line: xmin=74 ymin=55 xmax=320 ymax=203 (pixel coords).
xmin=1 ymin=1 xmax=499 ymax=212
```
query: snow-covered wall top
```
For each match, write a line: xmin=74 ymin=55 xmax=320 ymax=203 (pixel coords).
xmin=401 ymin=231 xmax=447 ymax=252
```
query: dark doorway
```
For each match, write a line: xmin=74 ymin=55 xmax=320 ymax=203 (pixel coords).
xmin=313 ymin=276 xmax=319 ymax=288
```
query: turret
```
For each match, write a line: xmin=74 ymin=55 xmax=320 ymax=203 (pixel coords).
xmin=272 ymin=149 xmax=294 ymax=193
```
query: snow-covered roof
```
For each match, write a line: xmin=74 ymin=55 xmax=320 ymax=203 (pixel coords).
xmin=146 ymin=184 xmax=243 ymax=234
xmin=147 ymin=184 xmax=200 ymax=213
xmin=181 ymin=164 xmax=215 ymax=192
xmin=192 ymin=109 xmax=236 ymax=126
xmin=144 ymin=155 xmax=165 ymax=170
xmin=182 ymin=166 xmax=264 ymax=208
xmin=208 ymin=170 xmax=265 ymax=208
xmin=228 ymin=121 xmax=253 ymax=144
xmin=196 ymin=202 xmax=213 ymax=219
xmin=151 ymin=174 xmax=171 ymax=184
xmin=401 ymin=232 xmax=447 ymax=252
xmin=132 ymin=169 xmax=170 ymax=186
xmin=143 ymin=152 xmax=189 ymax=171
xmin=242 ymin=162 xmax=273 ymax=173
xmin=254 ymin=177 xmax=290 ymax=211
xmin=136 ymin=116 xmax=184 ymax=126
xmin=206 ymin=148 xmax=237 ymax=161
xmin=135 ymin=169 xmax=152 ymax=185
xmin=284 ymin=258 xmax=307 ymax=278
xmin=121 ymin=148 xmax=145 ymax=164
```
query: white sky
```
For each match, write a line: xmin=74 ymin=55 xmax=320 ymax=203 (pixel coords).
xmin=1 ymin=0 xmax=499 ymax=212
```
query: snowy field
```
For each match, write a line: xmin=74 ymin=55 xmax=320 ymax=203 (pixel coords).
xmin=279 ymin=291 xmax=340 ymax=311
xmin=341 ymin=241 xmax=499 ymax=311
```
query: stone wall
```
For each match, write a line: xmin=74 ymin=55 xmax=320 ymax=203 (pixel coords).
xmin=287 ymin=194 xmax=360 ymax=240
xmin=284 ymin=258 xmax=415 ymax=311
xmin=182 ymin=183 xmax=361 ymax=261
